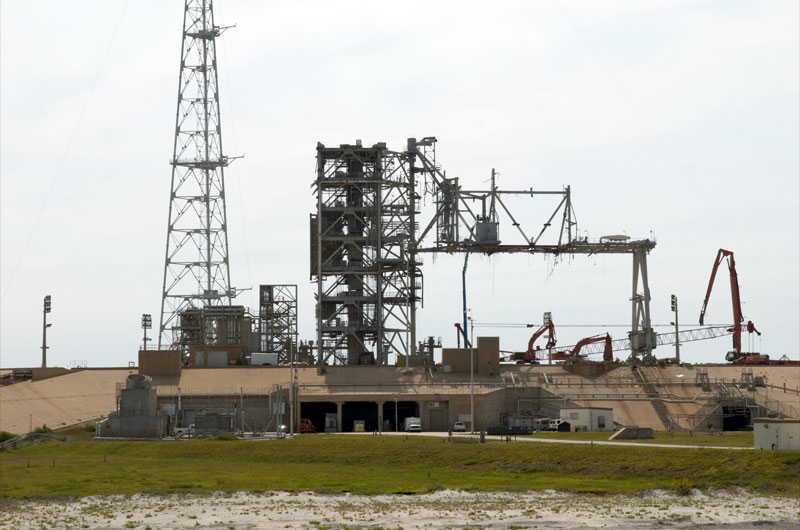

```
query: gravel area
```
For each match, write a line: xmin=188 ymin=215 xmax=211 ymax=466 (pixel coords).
xmin=1 ymin=489 xmax=797 ymax=529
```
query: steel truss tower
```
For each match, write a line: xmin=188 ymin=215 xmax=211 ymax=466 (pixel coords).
xmin=312 ymin=142 xmax=419 ymax=365
xmin=259 ymin=284 xmax=299 ymax=364
xmin=159 ymin=0 xmax=234 ymax=349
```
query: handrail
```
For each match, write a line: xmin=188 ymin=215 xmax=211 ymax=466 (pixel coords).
xmin=0 ymin=431 xmax=67 ymax=452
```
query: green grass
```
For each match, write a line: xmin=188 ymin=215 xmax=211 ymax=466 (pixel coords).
xmin=520 ymin=430 xmax=755 ymax=447
xmin=1 ymin=434 xmax=797 ymax=500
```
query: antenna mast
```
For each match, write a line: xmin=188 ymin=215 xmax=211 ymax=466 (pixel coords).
xmin=159 ymin=0 xmax=234 ymax=349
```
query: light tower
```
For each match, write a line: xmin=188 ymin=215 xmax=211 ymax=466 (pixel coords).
xmin=159 ymin=0 xmax=235 ymax=349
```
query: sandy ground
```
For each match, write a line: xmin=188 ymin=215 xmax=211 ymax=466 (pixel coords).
xmin=0 ymin=490 xmax=797 ymax=529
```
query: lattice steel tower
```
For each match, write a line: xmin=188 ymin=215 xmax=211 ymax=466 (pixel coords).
xmin=159 ymin=0 xmax=234 ymax=349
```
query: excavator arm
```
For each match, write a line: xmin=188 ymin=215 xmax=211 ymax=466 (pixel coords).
xmin=527 ymin=320 xmax=556 ymax=354
xmin=698 ymin=248 xmax=745 ymax=357
xmin=550 ymin=333 xmax=612 ymax=362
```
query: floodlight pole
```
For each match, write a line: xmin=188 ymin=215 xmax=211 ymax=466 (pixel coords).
xmin=671 ymin=295 xmax=680 ymax=364
xmin=141 ymin=314 xmax=152 ymax=351
xmin=469 ymin=313 xmax=475 ymax=434
xmin=41 ymin=295 xmax=52 ymax=368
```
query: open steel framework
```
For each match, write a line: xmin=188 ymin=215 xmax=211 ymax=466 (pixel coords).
xmin=312 ymin=137 xmax=658 ymax=365
xmin=159 ymin=0 xmax=236 ymax=349
xmin=312 ymin=142 xmax=418 ymax=365
xmin=259 ymin=285 xmax=299 ymax=364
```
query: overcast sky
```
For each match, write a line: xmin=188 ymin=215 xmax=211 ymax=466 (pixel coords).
xmin=1 ymin=1 xmax=798 ymax=368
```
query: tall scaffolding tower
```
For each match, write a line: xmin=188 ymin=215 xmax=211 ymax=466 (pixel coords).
xmin=259 ymin=284 xmax=299 ymax=364
xmin=159 ymin=0 xmax=235 ymax=349
xmin=311 ymin=142 xmax=419 ymax=365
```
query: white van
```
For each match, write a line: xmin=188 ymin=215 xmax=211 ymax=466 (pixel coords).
xmin=548 ymin=419 xmax=563 ymax=431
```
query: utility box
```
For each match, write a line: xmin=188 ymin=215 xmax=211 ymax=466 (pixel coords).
xmin=754 ymin=419 xmax=800 ymax=450
xmin=474 ymin=221 xmax=499 ymax=244
xmin=324 ymin=413 xmax=337 ymax=433
xmin=250 ymin=352 xmax=279 ymax=366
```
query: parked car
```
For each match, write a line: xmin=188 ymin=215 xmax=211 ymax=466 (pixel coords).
xmin=452 ymin=421 xmax=466 ymax=432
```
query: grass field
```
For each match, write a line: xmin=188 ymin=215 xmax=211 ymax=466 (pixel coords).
xmin=1 ymin=430 xmax=797 ymax=500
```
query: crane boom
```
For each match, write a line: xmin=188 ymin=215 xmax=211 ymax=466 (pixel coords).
xmin=555 ymin=326 xmax=733 ymax=357
xmin=698 ymin=249 xmax=746 ymax=357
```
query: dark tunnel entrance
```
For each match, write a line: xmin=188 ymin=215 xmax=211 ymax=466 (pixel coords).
xmin=342 ymin=401 xmax=378 ymax=432
xmin=383 ymin=401 xmax=419 ymax=432
xmin=300 ymin=401 xmax=337 ymax=432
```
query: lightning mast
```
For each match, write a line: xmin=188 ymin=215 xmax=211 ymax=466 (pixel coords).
xmin=159 ymin=0 xmax=235 ymax=349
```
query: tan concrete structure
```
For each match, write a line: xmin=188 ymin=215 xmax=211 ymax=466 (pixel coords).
xmin=139 ymin=350 xmax=182 ymax=377
xmin=2 ymin=350 xmax=798 ymax=436
xmin=441 ymin=337 xmax=500 ymax=376
xmin=0 ymin=368 xmax=136 ymax=434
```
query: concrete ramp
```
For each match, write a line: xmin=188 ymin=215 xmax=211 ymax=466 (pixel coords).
xmin=609 ymin=426 xmax=654 ymax=440
xmin=0 ymin=368 xmax=136 ymax=434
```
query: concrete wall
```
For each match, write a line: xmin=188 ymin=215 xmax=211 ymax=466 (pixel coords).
xmin=139 ymin=350 xmax=182 ymax=377
xmin=441 ymin=337 xmax=500 ymax=376
xmin=30 ymin=367 xmax=71 ymax=381
xmin=189 ymin=345 xmax=243 ymax=367
xmin=754 ymin=419 xmax=800 ymax=450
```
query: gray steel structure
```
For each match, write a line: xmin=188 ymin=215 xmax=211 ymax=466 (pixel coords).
xmin=259 ymin=284 xmax=299 ymax=364
xmin=312 ymin=142 xmax=418 ymax=365
xmin=312 ymin=137 xmax=658 ymax=365
xmin=178 ymin=305 xmax=257 ymax=351
xmin=159 ymin=0 xmax=235 ymax=349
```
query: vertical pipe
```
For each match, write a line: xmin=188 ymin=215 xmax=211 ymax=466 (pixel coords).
xmin=470 ymin=318 xmax=475 ymax=433
xmin=408 ymin=140 xmax=417 ymax=359
xmin=462 ymin=243 xmax=471 ymax=346
xmin=631 ymin=250 xmax=639 ymax=358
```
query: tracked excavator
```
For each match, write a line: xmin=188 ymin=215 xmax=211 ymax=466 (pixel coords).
xmin=550 ymin=333 xmax=613 ymax=362
xmin=698 ymin=248 xmax=768 ymax=364
xmin=500 ymin=320 xmax=556 ymax=364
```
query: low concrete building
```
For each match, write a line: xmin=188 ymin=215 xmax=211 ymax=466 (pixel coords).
xmin=753 ymin=418 xmax=800 ymax=450
xmin=441 ymin=337 xmax=500 ymax=376
xmin=560 ymin=407 xmax=613 ymax=432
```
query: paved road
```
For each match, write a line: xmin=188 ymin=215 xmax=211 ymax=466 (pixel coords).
xmin=353 ymin=430 xmax=752 ymax=450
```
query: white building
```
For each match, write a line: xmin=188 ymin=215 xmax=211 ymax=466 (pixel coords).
xmin=753 ymin=418 xmax=800 ymax=450
xmin=559 ymin=407 xmax=613 ymax=432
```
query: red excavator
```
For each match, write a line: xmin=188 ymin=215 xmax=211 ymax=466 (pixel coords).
xmin=501 ymin=320 xmax=556 ymax=364
xmin=699 ymin=249 xmax=765 ymax=364
xmin=550 ymin=333 xmax=613 ymax=362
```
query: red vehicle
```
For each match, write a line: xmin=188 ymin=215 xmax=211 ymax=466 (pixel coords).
xmin=299 ymin=418 xmax=315 ymax=433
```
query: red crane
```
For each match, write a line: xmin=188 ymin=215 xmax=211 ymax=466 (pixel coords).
xmin=550 ymin=333 xmax=612 ymax=362
xmin=500 ymin=320 xmax=556 ymax=363
xmin=698 ymin=249 xmax=761 ymax=362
